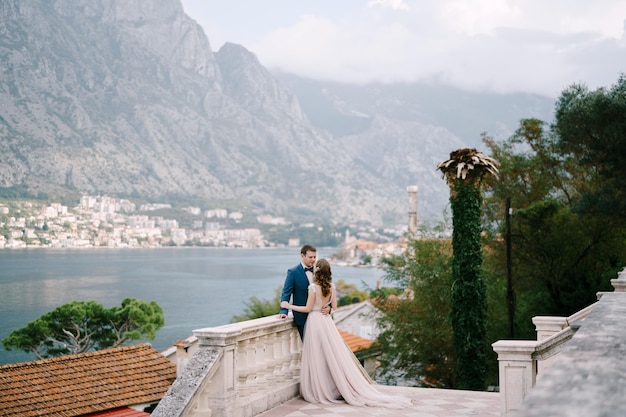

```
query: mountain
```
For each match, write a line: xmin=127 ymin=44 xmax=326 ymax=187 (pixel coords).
xmin=275 ymin=75 xmax=555 ymax=147
xmin=0 ymin=0 xmax=555 ymax=226
xmin=273 ymin=75 xmax=556 ymax=222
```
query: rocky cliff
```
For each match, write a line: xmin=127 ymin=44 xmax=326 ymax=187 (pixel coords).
xmin=0 ymin=0 xmax=554 ymax=226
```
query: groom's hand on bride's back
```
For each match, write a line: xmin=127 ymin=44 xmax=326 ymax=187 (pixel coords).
xmin=321 ymin=304 xmax=331 ymax=315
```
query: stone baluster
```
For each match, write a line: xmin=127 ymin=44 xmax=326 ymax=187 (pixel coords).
xmin=279 ymin=329 xmax=292 ymax=378
xmin=237 ymin=338 xmax=253 ymax=396
xmin=277 ymin=328 xmax=294 ymax=380
xmin=268 ymin=330 xmax=282 ymax=382
xmin=264 ymin=332 xmax=279 ymax=381
xmin=492 ymin=340 xmax=537 ymax=417
xmin=251 ymin=335 xmax=268 ymax=390
xmin=244 ymin=336 xmax=263 ymax=393
xmin=289 ymin=329 xmax=302 ymax=377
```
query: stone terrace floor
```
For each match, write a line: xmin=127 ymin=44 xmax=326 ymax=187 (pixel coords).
xmin=256 ymin=385 xmax=500 ymax=417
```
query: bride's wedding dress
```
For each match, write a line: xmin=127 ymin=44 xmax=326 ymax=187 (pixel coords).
xmin=299 ymin=284 xmax=412 ymax=408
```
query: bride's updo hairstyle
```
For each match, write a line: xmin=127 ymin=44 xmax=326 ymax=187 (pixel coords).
xmin=314 ymin=258 xmax=333 ymax=297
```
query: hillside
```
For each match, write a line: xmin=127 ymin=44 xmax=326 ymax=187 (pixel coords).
xmin=0 ymin=0 xmax=555 ymax=226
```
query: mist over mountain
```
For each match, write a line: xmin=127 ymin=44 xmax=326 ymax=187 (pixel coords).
xmin=0 ymin=0 xmax=555 ymax=227
xmin=274 ymin=74 xmax=556 ymax=222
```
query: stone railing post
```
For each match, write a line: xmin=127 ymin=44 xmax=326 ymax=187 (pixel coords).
xmin=492 ymin=341 xmax=537 ymax=417
xmin=532 ymin=317 xmax=567 ymax=341
xmin=531 ymin=316 xmax=566 ymax=375
xmin=194 ymin=326 xmax=241 ymax=409
xmin=174 ymin=339 xmax=193 ymax=378
xmin=611 ymin=266 xmax=626 ymax=292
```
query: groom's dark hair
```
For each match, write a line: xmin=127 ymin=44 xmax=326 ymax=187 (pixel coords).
xmin=300 ymin=244 xmax=317 ymax=254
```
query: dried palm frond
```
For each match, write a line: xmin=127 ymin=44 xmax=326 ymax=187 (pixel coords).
xmin=437 ymin=148 xmax=499 ymax=182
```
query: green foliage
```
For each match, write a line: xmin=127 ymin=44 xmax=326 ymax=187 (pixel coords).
xmin=480 ymin=109 xmax=626 ymax=384
xmin=334 ymin=279 xmax=357 ymax=298
xmin=514 ymin=201 xmax=617 ymax=312
xmin=2 ymin=298 xmax=164 ymax=359
xmin=333 ymin=279 xmax=370 ymax=306
xmin=111 ymin=298 xmax=164 ymax=341
xmin=338 ymin=290 xmax=369 ymax=306
xmin=482 ymin=119 xmax=575 ymax=213
xmin=231 ymin=287 xmax=282 ymax=322
xmin=449 ymin=181 xmax=488 ymax=390
xmin=260 ymin=224 xmax=343 ymax=247
xmin=437 ymin=149 xmax=495 ymax=390
xmin=554 ymin=74 xmax=626 ymax=218
xmin=369 ymin=286 xmax=404 ymax=299
xmin=0 ymin=183 xmax=39 ymax=199
xmin=483 ymin=119 xmax=624 ymax=323
xmin=376 ymin=238 xmax=456 ymax=388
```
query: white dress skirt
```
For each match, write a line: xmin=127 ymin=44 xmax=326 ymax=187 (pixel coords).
xmin=299 ymin=284 xmax=412 ymax=408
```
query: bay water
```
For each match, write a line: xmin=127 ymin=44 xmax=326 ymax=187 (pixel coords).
xmin=0 ymin=247 xmax=385 ymax=365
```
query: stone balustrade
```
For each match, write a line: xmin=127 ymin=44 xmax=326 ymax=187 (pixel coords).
xmin=153 ymin=315 xmax=303 ymax=417
xmin=492 ymin=318 xmax=583 ymax=416
xmin=155 ymin=268 xmax=626 ymax=417
xmin=514 ymin=290 xmax=626 ymax=417
xmin=492 ymin=267 xmax=626 ymax=416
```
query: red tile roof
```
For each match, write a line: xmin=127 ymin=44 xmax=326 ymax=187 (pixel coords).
xmin=0 ymin=343 xmax=176 ymax=417
xmin=338 ymin=329 xmax=375 ymax=352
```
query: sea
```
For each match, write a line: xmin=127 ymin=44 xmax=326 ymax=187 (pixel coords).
xmin=0 ymin=247 xmax=386 ymax=365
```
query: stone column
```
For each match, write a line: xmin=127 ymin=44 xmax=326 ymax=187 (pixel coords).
xmin=611 ymin=266 xmax=626 ymax=292
xmin=532 ymin=316 xmax=568 ymax=341
xmin=174 ymin=339 xmax=192 ymax=378
xmin=492 ymin=340 xmax=537 ymax=417
xmin=407 ymin=185 xmax=418 ymax=236
xmin=531 ymin=316 xmax=567 ymax=375
xmin=194 ymin=326 xmax=241 ymax=407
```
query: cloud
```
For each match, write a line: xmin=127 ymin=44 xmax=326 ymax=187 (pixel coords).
xmin=367 ymin=0 xmax=410 ymax=11
xmin=439 ymin=0 xmax=522 ymax=36
xmin=183 ymin=0 xmax=626 ymax=97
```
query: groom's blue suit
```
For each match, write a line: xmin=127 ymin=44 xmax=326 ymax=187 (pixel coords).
xmin=280 ymin=263 xmax=310 ymax=339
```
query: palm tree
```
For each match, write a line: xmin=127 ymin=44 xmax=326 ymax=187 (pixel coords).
xmin=437 ymin=148 xmax=499 ymax=390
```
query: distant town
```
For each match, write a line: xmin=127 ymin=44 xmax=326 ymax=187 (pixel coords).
xmin=0 ymin=195 xmax=410 ymax=265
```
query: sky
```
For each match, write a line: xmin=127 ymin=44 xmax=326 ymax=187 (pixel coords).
xmin=180 ymin=0 xmax=626 ymax=98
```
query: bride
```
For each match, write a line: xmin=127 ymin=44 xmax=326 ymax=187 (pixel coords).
xmin=281 ymin=258 xmax=412 ymax=408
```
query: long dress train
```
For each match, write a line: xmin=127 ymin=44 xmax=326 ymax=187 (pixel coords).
xmin=300 ymin=284 xmax=412 ymax=408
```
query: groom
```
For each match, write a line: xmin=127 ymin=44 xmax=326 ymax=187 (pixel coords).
xmin=279 ymin=244 xmax=330 ymax=340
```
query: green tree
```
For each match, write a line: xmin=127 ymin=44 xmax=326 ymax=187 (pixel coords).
xmin=338 ymin=290 xmax=370 ymax=306
xmin=376 ymin=237 xmax=455 ymax=387
xmin=110 ymin=298 xmax=164 ymax=342
xmin=335 ymin=279 xmax=358 ymax=297
xmin=231 ymin=287 xmax=282 ymax=322
xmin=554 ymin=74 xmax=626 ymax=218
xmin=482 ymin=119 xmax=623 ymax=331
xmin=333 ymin=279 xmax=370 ymax=306
xmin=437 ymin=148 xmax=498 ymax=390
xmin=2 ymin=298 xmax=164 ymax=359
